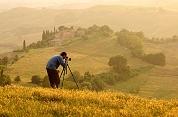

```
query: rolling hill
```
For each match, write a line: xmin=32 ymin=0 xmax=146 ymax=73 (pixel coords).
xmin=114 ymin=41 xmax=178 ymax=99
xmin=8 ymin=30 xmax=148 ymax=82
xmin=7 ymin=26 xmax=178 ymax=99
xmin=1 ymin=5 xmax=178 ymax=53
xmin=0 ymin=86 xmax=178 ymax=116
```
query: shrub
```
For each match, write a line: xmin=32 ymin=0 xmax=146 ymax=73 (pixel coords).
xmin=97 ymin=73 xmax=117 ymax=85
xmin=0 ymin=56 xmax=8 ymax=66
xmin=42 ymin=76 xmax=50 ymax=87
xmin=64 ymin=81 xmax=78 ymax=89
xmin=0 ymin=73 xmax=11 ymax=87
xmin=31 ymin=75 xmax=41 ymax=85
xmin=80 ymin=81 xmax=92 ymax=90
xmin=14 ymin=55 xmax=19 ymax=62
xmin=14 ymin=76 xmax=21 ymax=82
xmin=142 ymin=53 xmax=166 ymax=66
xmin=67 ymin=71 xmax=82 ymax=83
xmin=83 ymin=72 xmax=93 ymax=82
xmin=108 ymin=55 xmax=130 ymax=73
xmin=92 ymin=78 xmax=105 ymax=91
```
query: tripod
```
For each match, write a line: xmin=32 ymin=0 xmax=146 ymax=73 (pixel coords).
xmin=59 ymin=61 xmax=79 ymax=89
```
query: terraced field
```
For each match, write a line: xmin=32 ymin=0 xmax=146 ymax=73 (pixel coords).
xmin=111 ymin=41 xmax=178 ymax=98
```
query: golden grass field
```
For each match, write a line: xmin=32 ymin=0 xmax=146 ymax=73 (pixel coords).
xmin=1 ymin=86 xmax=178 ymax=117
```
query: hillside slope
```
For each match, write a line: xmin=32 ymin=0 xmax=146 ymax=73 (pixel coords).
xmin=8 ymin=34 xmax=146 ymax=82
xmin=113 ymin=41 xmax=178 ymax=99
xmin=9 ymin=29 xmax=178 ymax=99
xmin=0 ymin=86 xmax=178 ymax=116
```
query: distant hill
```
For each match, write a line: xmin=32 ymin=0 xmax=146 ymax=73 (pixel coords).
xmin=1 ymin=5 xmax=178 ymax=53
xmin=54 ymin=5 xmax=178 ymax=37
xmin=0 ymin=7 xmax=59 ymax=50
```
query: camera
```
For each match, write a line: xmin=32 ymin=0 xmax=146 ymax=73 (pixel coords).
xmin=66 ymin=57 xmax=71 ymax=61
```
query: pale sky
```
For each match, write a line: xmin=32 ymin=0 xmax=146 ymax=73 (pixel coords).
xmin=0 ymin=0 xmax=178 ymax=9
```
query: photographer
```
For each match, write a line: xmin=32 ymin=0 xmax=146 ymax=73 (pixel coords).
xmin=46 ymin=52 xmax=67 ymax=88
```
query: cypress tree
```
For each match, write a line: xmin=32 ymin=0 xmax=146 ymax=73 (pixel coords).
xmin=54 ymin=27 xmax=56 ymax=34
xmin=42 ymin=30 xmax=46 ymax=40
xmin=0 ymin=69 xmax=3 ymax=77
xmin=23 ymin=40 xmax=26 ymax=51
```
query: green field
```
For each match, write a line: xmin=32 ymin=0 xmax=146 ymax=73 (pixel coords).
xmin=0 ymin=86 xmax=178 ymax=117
xmin=7 ymin=34 xmax=178 ymax=99
xmin=113 ymin=42 xmax=178 ymax=99
xmin=3 ymin=22 xmax=178 ymax=99
xmin=8 ymin=35 xmax=146 ymax=81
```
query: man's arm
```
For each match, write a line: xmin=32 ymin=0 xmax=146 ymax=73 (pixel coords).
xmin=58 ymin=56 xmax=66 ymax=68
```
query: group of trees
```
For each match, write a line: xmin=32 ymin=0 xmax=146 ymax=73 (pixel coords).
xmin=75 ymin=25 xmax=113 ymax=40
xmin=0 ymin=55 xmax=20 ymax=87
xmin=65 ymin=71 xmax=117 ymax=91
xmin=0 ymin=70 xmax=22 ymax=87
xmin=58 ymin=55 xmax=133 ymax=90
xmin=65 ymin=55 xmax=136 ymax=90
xmin=142 ymin=53 xmax=166 ymax=66
xmin=13 ymin=40 xmax=27 ymax=52
xmin=57 ymin=25 xmax=113 ymax=38
xmin=27 ymin=25 xmax=114 ymax=50
xmin=0 ymin=55 xmax=19 ymax=66
xmin=108 ymin=55 xmax=137 ymax=80
xmin=27 ymin=29 xmax=56 ymax=49
xmin=42 ymin=29 xmax=56 ymax=41
xmin=116 ymin=29 xmax=144 ymax=57
xmin=108 ymin=55 xmax=130 ymax=73
xmin=86 ymin=25 xmax=113 ymax=38
xmin=30 ymin=68 xmax=131 ymax=91
xmin=0 ymin=56 xmax=8 ymax=66
xmin=31 ymin=75 xmax=42 ymax=85
xmin=12 ymin=55 xmax=19 ymax=63
xmin=0 ymin=70 xmax=11 ymax=87
xmin=14 ymin=76 xmax=21 ymax=82
xmin=30 ymin=75 xmax=49 ymax=87
xmin=147 ymin=35 xmax=178 ymax=44
xmin=116 ymin=29 xmax=166 ymax=66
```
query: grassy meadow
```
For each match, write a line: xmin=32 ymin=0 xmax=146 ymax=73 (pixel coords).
xmin=7 ymin=34 xmax=178 ymax=99
xmin=0 ymin=86 xmax=178 ymax=117
xmin=8 ymin=36 xmax=147 ymax=82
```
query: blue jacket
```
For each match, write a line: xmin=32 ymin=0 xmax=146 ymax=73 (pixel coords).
xmin=46 ymin=55 xmax=65 ymax=70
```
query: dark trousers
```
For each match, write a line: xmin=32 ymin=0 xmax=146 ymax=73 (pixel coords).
xmin=46 ymin=68 xmax=60 ymax=88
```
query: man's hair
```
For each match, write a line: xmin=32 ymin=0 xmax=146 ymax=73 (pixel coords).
xmin=60 ymin=52 xmax=67 ymax=56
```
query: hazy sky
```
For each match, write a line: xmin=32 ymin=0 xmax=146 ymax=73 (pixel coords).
xmin=0 ymin=0 xmax=178 ymax=9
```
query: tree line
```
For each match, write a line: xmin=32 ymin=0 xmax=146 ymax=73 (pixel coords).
xmin=24 ymin=24 xmax=166 ymax=67
xmin=146 ymin=35 xmax=178 ymax=44
xmin=116 ymin=29 xmax=166 ymax=66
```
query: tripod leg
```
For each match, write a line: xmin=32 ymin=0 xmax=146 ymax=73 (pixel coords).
xmin=59 ymin=69 xmax=64 ymax=79
xmin=59 ymin=69 xmax=64 ymax=88
xmin=67 ymin=65 xmax=79 ymax=89
xmin=61 ymin=69 xmax=65 ymax=89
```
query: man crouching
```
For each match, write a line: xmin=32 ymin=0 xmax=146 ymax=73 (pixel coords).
xmin=46 ymin=52 xmax=67 ymax=88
